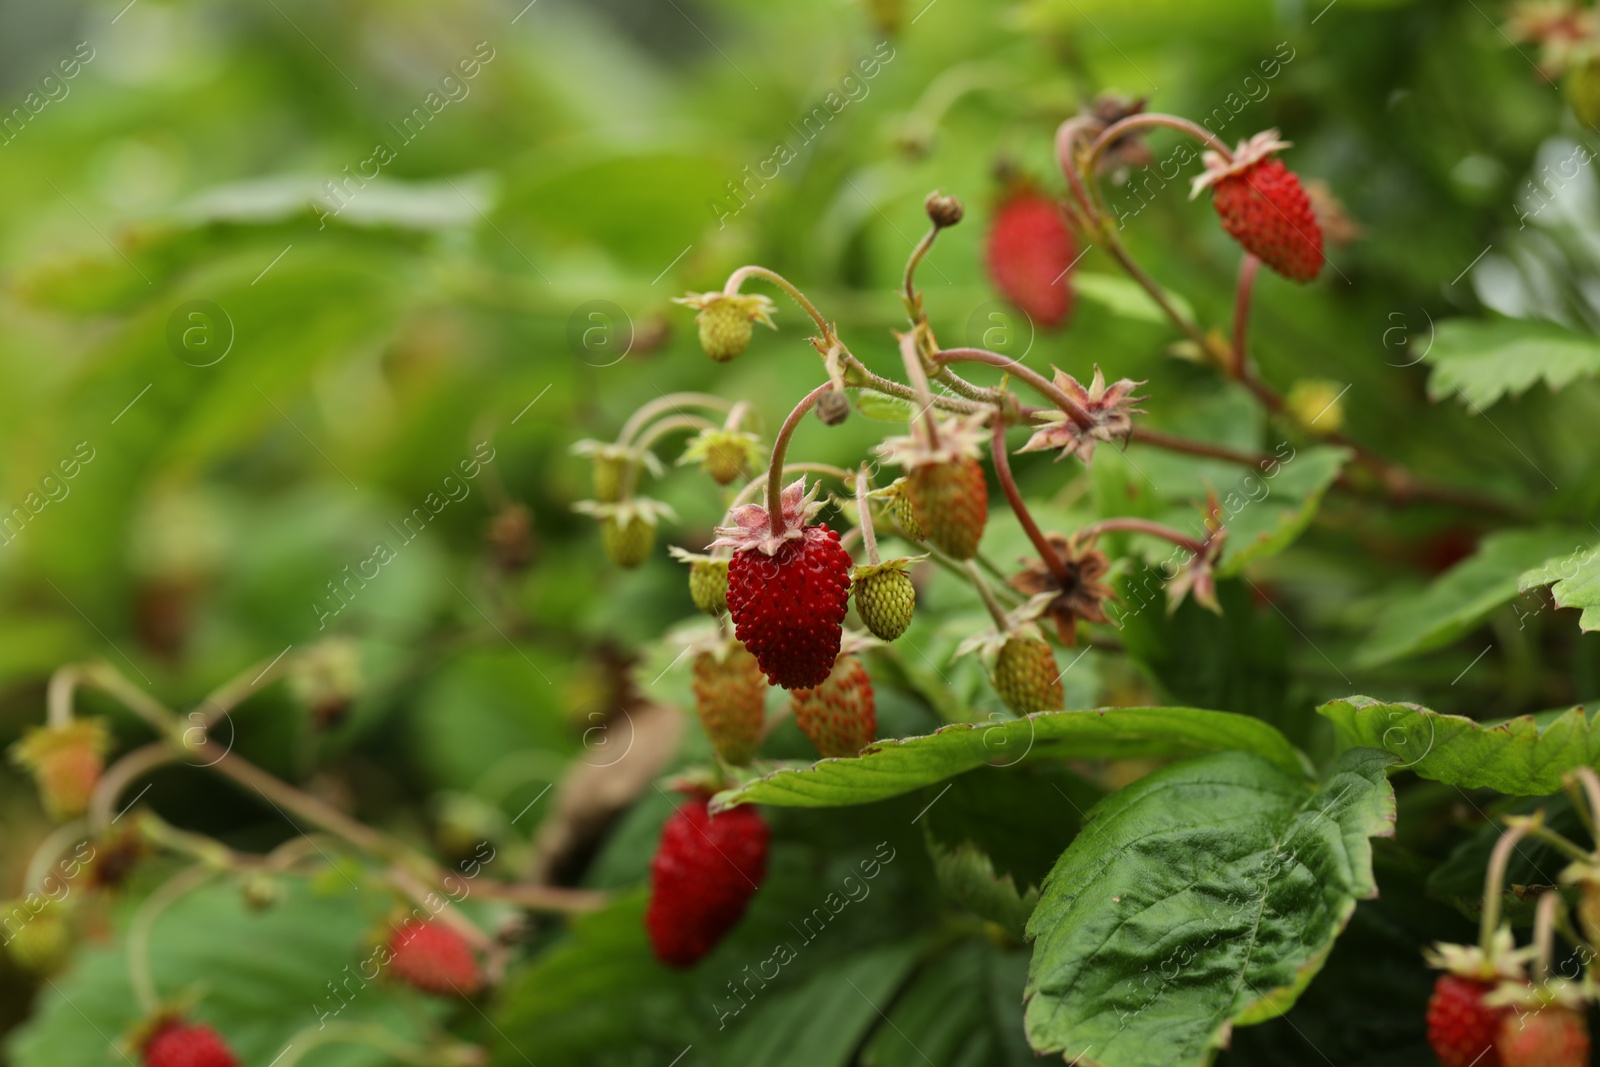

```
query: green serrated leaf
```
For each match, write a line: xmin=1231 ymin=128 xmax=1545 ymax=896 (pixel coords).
xmin=1023 ymin=749 xmax=1396 ymax=1067
xmin=1215 ymin=446 xmax=1350 ymax=575
xmin=712 ymin=707 xmax=1307 ymax=811
xmin=860 ymin=940 xmax=1036 ymax=1067
xmin=928 ymin=836 xmax=1040 ymax=939
xmin=1520 ymin=542 xmax=1600 ymax=631
xmin=1424 ymin=316 xmax=1600 ymax=408
xmin=1318 ymin=695 xmax=1600 ymax=795
xmin=1355 ymin=528 xmax=1586 ymax=668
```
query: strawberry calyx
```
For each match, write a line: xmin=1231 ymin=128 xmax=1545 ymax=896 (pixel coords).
xmin=876 ymin=412 xmax=990 ymax=471
xmin=1189 ymin=129 xmax=1293 ymax=199
xmin=710 ymin=476 xmax=827 ymax=555
xmin=1425 ymin=928 xmax=1530 ymax=985
xmin=1016 ymin=366 xmax=1146 ymax=465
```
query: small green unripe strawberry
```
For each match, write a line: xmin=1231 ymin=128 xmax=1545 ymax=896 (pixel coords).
xmin=679 ymin=427 xmax=761 ymax=486
xmin=673 ymin=291 xmax=778 ymax=363
xmin=1286 ymin=379 xmax=1345 ymax=434
xmin=670 ymin=548 xmax=732 ymax=615
xmin=576 ymin=499 xmax=674 ymax=570
xmin=992 ymin=635 xmax=1063 ymax=714
xmin=2 ymin=900 xmax=69 ymax=972
xmin=884 ymin=481 xmax=925 ymax=540
xmin=692 ymin=641 xmax=768 ymax=765
xmin=853 ymin=560 xmax=916 ymax=641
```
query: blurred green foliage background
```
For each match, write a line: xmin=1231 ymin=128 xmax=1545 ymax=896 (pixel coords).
xmin=2 ymin=0 xmax=1599 ymax=1063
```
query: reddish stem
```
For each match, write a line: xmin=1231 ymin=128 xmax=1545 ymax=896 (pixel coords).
xmin=990 ymin=417 xmax=1068 ymax=581
xmin=765 ymin=383 xmax=832 ymax=521
xmin=1084 ymin=113 xmax=1233 ymax=174
xmin=1074 ymin=517 xmax=1207 ymax=555
xmin=934 ymin=348 xmax=1094 ymax=430
xmin=1055 ymin=116 xmax=1104 ymax=227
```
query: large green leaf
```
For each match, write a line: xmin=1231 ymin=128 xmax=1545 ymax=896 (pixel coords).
xmin=1520 ymin=542 xmax=1600 ymax=632
xmin=1318 ymin=695 xmax=1600 ymax=795
xmin=860 ymin=940 xmax=1036 ymax=1067
xmin=1215 ymin=445 xmax=1350 ymax=575
xmin=1023 ymin=749 xmax=1396 ymax=1067
xmin=1424 ymin=316 xmax=1600 ymax=408
xmin=711 ymin=707 xmax=1307 ymax=811
xmin=1356 ymin=528 xmax=1586 ymax=668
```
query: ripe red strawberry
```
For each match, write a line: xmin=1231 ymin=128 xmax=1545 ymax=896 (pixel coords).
xmin=713 ymin=479 xmax=852 ymax=691
xmin=1498 ymin=1004 xmax=1590 ymax=1067
xmin=1192 ymin=130 xmax=1323 ymax=283
xmin=645 ymin=794 xmax=769 ymax=968
xmin=386 ymin=918 xmax=483 ymax=997
xmin=692 ymin=641 xmax=768 ymax=764
xmin=791 ymin=655 xmax=876 ymax=758
xmin=986 ymin=188 xmax=1076 ymax=328
xmin=142 ymin=1022 xmax=239 ymax=1067
xmin=1428 ymin=975 xmax=1506 ymax=1067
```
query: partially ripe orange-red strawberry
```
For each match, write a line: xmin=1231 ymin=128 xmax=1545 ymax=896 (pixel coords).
xmin=387 ymin=918 xmax=483 ymax=997
xmin=691 ymin=641 xmax=768 ymax=764
xmin=712 ymin=479 xmax=852 ymax=690
xmin=141 ymin=1022 xmax=239 ymax=1067
xmin=645 ymin=794 xmax=769 ymax=968
xmin=1498 ymin=1003 xmax=1590 ymax=1067
xmin=792 ymin=655 xmax=876 ymax=758
xmin=9 ymin=719 xmax=110 ymax=821
xmin=1192 ymin=130 xmax=1323 ymax=283
xmin=986 ymin=189 xmax=1076 ymax=328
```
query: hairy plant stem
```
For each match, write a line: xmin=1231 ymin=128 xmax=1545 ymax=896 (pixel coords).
xmin=765 ymin=383 xmax=834 ymax=520
xmin=631 ymin=413 xmax=716 ymax=456
xmin=728 ymin=463 xmax=855 ymax=512
xmin=1568 ymin=767 xmax=1600 ymax=843
xmin=966 ymin=560 xmax=1013 ymax=630
xmin=724 ymin=265 xmax=832 ymax=338
xmin=855 ymin=464 xmax=881 ymax=566
xmin=1083 ymin=113 xmax=1233 ymax=174
xmin=934 ymin=348 xmax=1095 ymax=429
xmin=1533 ymin=890 xmax=1561 ymax=986
xmin=22 ymin=819 xmax=88 ymax=892
xmin=1480 ymin=820 xmax=1534 ymax=955
xmin=90 ymin=743 xmax=175 ymax=835
xmin=1075 ymin=517 xmax=1208 ymax=554
xmin=902 ymin=225 xmax=940 ymax=322
xmin=990 ymin=417 xmax=1067 ymax=580
xmin=898 ymin=332 xmax=943 ymax=449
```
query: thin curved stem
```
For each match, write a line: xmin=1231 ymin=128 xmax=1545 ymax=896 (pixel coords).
xmin=1083 ymin=113 xmax=1232 ymax=175
xmin=469 ymin=881 xmax=608 ymax=911
xmin=724 ymin=265 xmax=831 ymax=337
xmin=1075 ymin=518 xmax=1208 ymax=554
xmin=632 ymin=414 xmax=716 ymax=455
xmin=128 ymin=864 xmax=218 ymax=1014
xmin=46 ymin=666 xmax=84 ymax=729
xmin=1127 ymin=426 xmax=1271 ymax=468
xmin=903 ymin=226 xmax=939 ymax=319
xmin=1481 ymin=820 xmax=1533 ymax=953
xmin=855 ymin=465 xmax=881 ymax=566
xmin=729 ymin=463 xmax=855 ymax=512
xmin=1570 ymin=768 xmax=1600 ymax=846
xmin=764 ymin=383 xmax=833 ymax=520
xmin=196 ymin=655 xmax=288 ymax=729
xmin=22 ymin=819 xmax=88 ymax=892
xmin=616 ymin=393 xmax=731 ymax=447
xmin=990 ymin=417 xmax=1067 ymax=580
xmin=965 ymin=560 xmax=1012 ymax=631
xmin=933 ymin=348 xmax=1094 ymax=429
xmin=898 ymin=332 xmax=942 ymax=449
xmin=89 ymin=743 xmax=174 ymax=835
xmin=1054 ymin=116 xmax=1105 ymax=227
xmin=1232 ymin=254 xmax=1260 ymax=379
xmin=1533 ymin=890 xmax=1561 ymax=986
xmin=207 ymin=748 xmax=394 ymax=858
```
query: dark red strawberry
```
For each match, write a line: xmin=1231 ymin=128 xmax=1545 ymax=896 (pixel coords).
xmin=645 ymin=794 xmax=769 ymax=968
xmin=712 ymin=478 xmax=852 ymax=691
xmin=986 ymin=188 xmax=1076 ymax=328
xmin=1427 ymin=975 xmax=1506 ymax=1067
xmin=1192 ymin=130 xmax=1323 ymax=283
xmin=142 ymin=1022 xmax=239 ymax=1067
xmin=387 ymin=918 xmax=483 ymax=996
